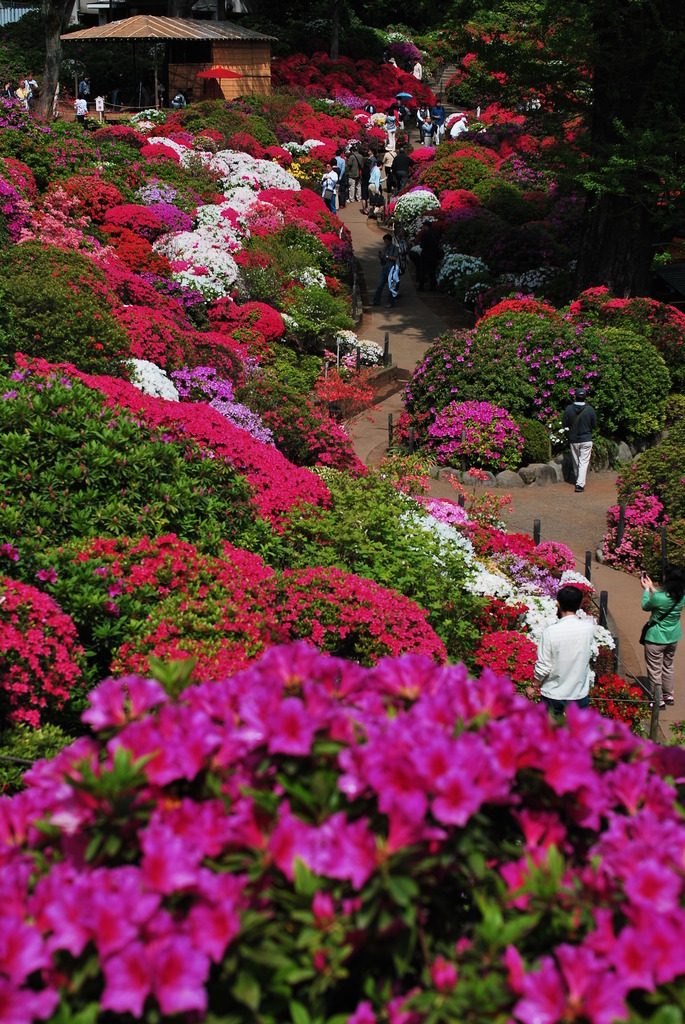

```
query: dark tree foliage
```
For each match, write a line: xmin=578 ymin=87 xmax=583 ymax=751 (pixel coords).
xmin=456 ymin=0 xmax=685 ymax=296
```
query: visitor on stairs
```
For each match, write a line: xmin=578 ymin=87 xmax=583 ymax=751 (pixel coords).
xmin=526 ymin=585 xmax=595 ymax=719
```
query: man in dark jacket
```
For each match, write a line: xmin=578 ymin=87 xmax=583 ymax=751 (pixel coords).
xmin=416 ymin=221 xmax=442 ymax=292
xmin=561 ymin=388 xmax=597 ymax=492
xmin=391 ymin=146 xmax=413 ymax=194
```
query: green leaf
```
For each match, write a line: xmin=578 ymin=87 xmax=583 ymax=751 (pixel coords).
xmin=386 ymin=874 xmax=419 ymax=907
xmin=231 ymin=970 xmax=261 ymax=1011
xmin=649 ymin=1009 xmax=684 ymax=1024
xmin=289 ymin=1000 xmax=311 ymax=1024
xmin=293 ymin=857 xmax=319 ymax=897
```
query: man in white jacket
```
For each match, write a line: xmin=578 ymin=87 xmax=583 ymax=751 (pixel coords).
xmin=527 ymin=586 xmax=595 ymax=718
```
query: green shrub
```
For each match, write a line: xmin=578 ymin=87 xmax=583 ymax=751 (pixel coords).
xmin=617 ymin=419 xmax=685 ymax=522
xmin=665 ymin=393 xmax=685 ymax=426
xmin=0 ymin=721 xmax=75 ymax=795
xmin=0 ymin=243 xmax=130 ymax=373
xmin=259 ymin=468 xmax=481 ymax=660
xmin=0 ymin=371 xmax=255 ymax=565
xmin=601 ymin=326 xmax=670 ymax=440
xmin=518 ymin=417 xmax=551 ymax=465
xmin=473 ymin=179 xmax=531 ymax=224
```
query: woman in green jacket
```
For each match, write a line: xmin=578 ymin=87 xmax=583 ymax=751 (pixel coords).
xmin=641 ymin=564 xmax=685 ymax=707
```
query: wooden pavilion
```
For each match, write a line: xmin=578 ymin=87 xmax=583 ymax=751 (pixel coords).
xmin=61 ymin=15 xmax=277 ymax=103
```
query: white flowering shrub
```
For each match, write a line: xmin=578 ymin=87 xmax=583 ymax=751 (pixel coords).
xmin=128 ymin=360 xmax=179 ymax=402
xmin=208 ymin=152 xmax=300 ymax=194
xmin=392 ymin=189 xmax=440 ymax=230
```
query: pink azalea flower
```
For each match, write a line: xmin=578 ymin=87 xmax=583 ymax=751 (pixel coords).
xmin=101 ymin=942 xmax=152 ymax=1016
xmin=267 ymin=696 xmax=317 ymax=755
xmin=430 ymin=954 xmax=457 ymax=992
xmin=623 ymin=859 xmax=681 ymax=912
xmin=348 ymin=1000 xmax=376 ymax=1024
xmin=150 ymin=935 xmax=210 ymax=1015
xmin=0 ymin=979 xmax=58 ymax=1024
xmin=514 ymin=956 xmax=566 ymax=1024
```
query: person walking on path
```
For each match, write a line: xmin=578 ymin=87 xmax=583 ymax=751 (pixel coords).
xmin=78 ymin=76 xmax=90 ymax=100
xmin=527 ymin=585 xmax=595 ymax=718
xmin=562 ymin=387 xmax=597 ymax=492
xmin=334 ymin=148 xmax=347 ymax=209
xmin=640 ymin=564 xmax=685 ymax=708
xmin=430 ymin=99 xmax=446 ymax=144
xmin=391 ymin=145 xmax=413 ymax=194
xmin=416 ymin=221 xmax=442 ymax=291
xmin=74 ymin=95 xmax=88 ymax=124
xmin=413 ymin=59 xmax=423 ymax=80
xmin=346 ymin=144 xmax=363 ymax=203
xmin=372 ymin=233 xmax=399 ymax=308
xmin=321 ymin=160 xmax=339 ymax=214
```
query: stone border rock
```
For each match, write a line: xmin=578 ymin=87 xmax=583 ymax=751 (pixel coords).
xmin=432 ymin=459 xmax=564 ymax=488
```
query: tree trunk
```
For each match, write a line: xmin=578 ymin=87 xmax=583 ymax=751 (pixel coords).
xmin=329 ymin=0 xmax=341 ymax=61
xmin=576 ymin=194 xmax=653 ymax=296
xmin=37 ymin=0 xmax=73 ymax=120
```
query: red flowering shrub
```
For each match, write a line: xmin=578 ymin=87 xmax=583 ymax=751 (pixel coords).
xmin=140 ymin=143 xmax=181 ymax=163
xmin=277 ymin=566 xmax=446 ymax=665
xmin=419 ymin=144 xmax=501 ymax=193
xmin=103 ymin=204 xmax=165 ymax=242
xmin=59 ymin=535 xmax=284 ymax=683
xmin=477 ymin=296 xmax=561 ymax=325
xmin=113 ymin=304 xmax=191 ymax=368
xmin=590 ymin=672 xmax=647 ymax=730
xmin=439 ymin=188 xmax=482 ymax=211
xmin=61 ymin=177 xmax=125 ymax=224
xmin=207 ymin=299 xmax=284 ymax=359
xmin=474 ymin=629 xmax=537 ymax=685
xmin=567 ymin=287 xmax=685 ymax=391
xmin=42 ymin=361 xmax=333 ymax=528
xmin=472 ymin=598 xmax=528 ymax=636
xmin=101 ymin=225 xmax=171 ymax=276
xmin=0 ymin=575 xmax=85 ymax=727
xmin=92 ymin=124 xmax=145 ymax=149
xmin=226 ymin=132 xmax=265 ymax=158
xmin=264 ymin=145 xmax=293 ymax=167
xmin=2 ymin=156 xmax=37 ymax=200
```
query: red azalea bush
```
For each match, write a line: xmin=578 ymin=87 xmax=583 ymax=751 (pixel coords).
xmin=474 ymin=629 xmax=538 ymax=685
xmin=60 ymin=177 xmax=125 ymax=224
xmin=3 ymin=644 xmax=682 ymax=1024
xmin=477 ymin=295 xmax=561 ymax=325
xmin=92 ymin=124 xmax=145 ymax=149
xmin=589 ymin=672 xmax=648 ymax=729
xmin=140 ymin=143 xmax=181 ymax=163
xmin=226 ymin=132 xmax=265 ymax=158
xmin=439 ymin=188 xmax=482 ymax=210
xmin=567 ymin=287 xmax=685 ymax=391
xmin=101 ymin=225 xmax=171 ymax=276
xmin=103 ymin=204 xmax=165 ymax=242
xmin=277 ymin=567 xmax=447 ymax=664
xmin=100 ymin=538 xmax=283 ymax=682
xmin=0 ymin=575 xmax=85 ymax=727
xmin=39 ymin=535 xmax=283 ymax=686
xmin=113 ymin=304 xmax=192 ymax=368
xmin=419 ymin=144 xmax=501 ymax=193
xmin=2 ymin=156 xmax=37 ymax=201
xmin=64 ymin=362 xmax=332 ymax=529
xmin=473 ymin=598 xmax=529 ymax=636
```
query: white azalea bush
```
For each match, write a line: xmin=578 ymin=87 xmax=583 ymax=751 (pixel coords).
xmin=437 ymin=250 xmax=493 ymax=303
xmin=154 ymin=229 xmax=240 ymax=300
xmin=208 ymin=151 xmax=301 ymax=193
xmin=393 ymin=188 xmax=441 ymax=231
xmin=128 ymin=360 xmax=179 ymax=402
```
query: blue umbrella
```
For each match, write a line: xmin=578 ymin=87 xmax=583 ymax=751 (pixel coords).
xmin=395 ymin=91 xmax=413 ymax=100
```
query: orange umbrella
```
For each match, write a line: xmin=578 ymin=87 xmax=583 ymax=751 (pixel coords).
xmin=197 ymin=66 xmax=243 ymax=79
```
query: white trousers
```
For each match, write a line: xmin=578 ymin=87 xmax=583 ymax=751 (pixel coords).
xmin=571 ymin=441 xmax=593 ymax=487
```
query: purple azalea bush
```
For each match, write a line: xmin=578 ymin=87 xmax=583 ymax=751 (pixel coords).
xmin=427 ymin=400 xmax=524 ymax=470
xmin=1 ymin=644 xmax=685 ymax=1024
